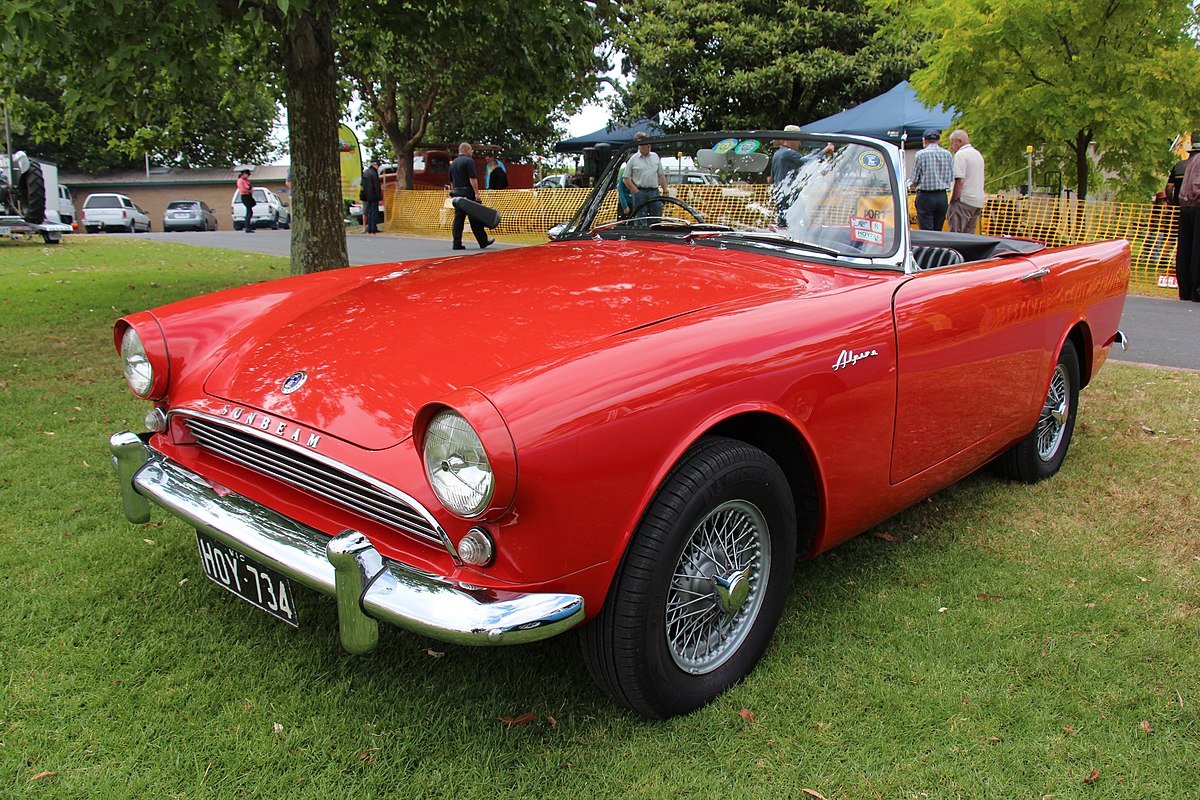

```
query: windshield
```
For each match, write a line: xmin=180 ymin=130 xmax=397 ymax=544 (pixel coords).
xmin=560 ymin=132 xmax=904 ymax=264
xmin=167 ymin=201 xmax=199 ymax=210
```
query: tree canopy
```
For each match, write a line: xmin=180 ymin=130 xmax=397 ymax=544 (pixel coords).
xmin=1 ymin=4 xmax=280 ymax=171
xmin=881 ymin=0 xmax=1200 ymax=199
xmin=341 ymin=0 xmax=612 ymax=188
xmin=612 ymin=0 xmax=921 ymax=130
xmin=3 ymin=0 xmax=348 ymax=273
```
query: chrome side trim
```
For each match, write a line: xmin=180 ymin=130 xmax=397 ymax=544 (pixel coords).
xmin=1114 ymin=329 xmax=1129 ymax=351
xmin=107 ymin=432 xmax=585 ymax=650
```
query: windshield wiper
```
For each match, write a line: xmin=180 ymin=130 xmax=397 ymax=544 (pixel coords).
xmin=715 ymin=230 xmax=842 ymax=257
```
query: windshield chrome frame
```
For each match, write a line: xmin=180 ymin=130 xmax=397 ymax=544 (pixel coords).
xmin=560 ymin=130 xmax=911 ymax=272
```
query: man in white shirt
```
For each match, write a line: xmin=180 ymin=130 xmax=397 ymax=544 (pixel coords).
xmin=948 ymin=129 xmax=986 ymax=234
xmin=622 ymin=132 xmax=667 ymax=224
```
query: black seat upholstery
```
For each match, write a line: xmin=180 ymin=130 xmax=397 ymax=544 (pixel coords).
xmin=912 ymin=245 xmax=964 ymax=270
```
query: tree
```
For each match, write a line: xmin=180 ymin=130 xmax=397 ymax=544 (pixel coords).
xmin=3 ymin=0 xmax=348 ymax=274
xmin=4 ymin=67 xmax=279 ymax=173
xmin=341 ymin=0 xmax=612 ymax=187
xmin=612 ymin=0 xmax=922 ymax=130
xmin=882 ymin=0 xmax=1200 ymax=199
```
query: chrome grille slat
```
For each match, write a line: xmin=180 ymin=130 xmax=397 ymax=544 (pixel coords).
xmin=183 ymin=417 xmax=440 ymax=543
xmin=188 ymin=429 xmax=430 ymax=530
xmin=195 ymin=435 xmax=427 ymax=533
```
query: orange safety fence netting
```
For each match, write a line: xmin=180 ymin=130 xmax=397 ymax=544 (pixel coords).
xmin=384 ymin=187 xmax=1178 ymax=295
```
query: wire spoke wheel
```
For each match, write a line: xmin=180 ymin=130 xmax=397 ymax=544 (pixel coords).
xmin=991 ymin=338 xmax=1079 ymax=483
xmin=666 ymin=500 xmax=770 ymax=674
xmin=582 ymin=437 xmax=797 ymax=719
xmin=1036 ymin=363 xmax=1070 ymax=461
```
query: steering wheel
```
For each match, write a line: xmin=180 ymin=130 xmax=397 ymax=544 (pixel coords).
xmin=628 ymin=195 xmax=706 ymax=224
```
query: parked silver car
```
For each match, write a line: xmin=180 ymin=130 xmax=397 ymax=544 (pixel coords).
xmin=163 ymin=200 xmax=218 ymax=232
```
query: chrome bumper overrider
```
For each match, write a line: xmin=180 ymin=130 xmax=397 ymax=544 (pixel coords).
xmin=109 ymin=431 xmax=584 ymax=652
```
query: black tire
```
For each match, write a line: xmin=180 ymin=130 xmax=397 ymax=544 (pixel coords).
xmin=17 ymin=162 xmax=46 ymax=224
xmin=992 ymin=339 xmax=1080 ymax=482
xmin=270 ymin=213 xmax=279 ymax=230
xmin=582 ymin=437 xmax=797 ymax=719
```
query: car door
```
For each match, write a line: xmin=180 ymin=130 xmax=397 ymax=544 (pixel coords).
xmin=890 ymin=257 xmax=1050 ymax=484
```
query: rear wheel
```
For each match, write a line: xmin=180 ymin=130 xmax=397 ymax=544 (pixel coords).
xmin=270 ymin=213 xmax=279 ymax=230
xmin=17 ymin=163 xmax=46 ymax=224
xmin=992 ymin=339 xmax=1080 ymax=482
xmin=582 ymin=437 xmax=796 ymax=719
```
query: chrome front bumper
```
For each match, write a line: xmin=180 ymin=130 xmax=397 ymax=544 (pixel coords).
xmin=109 ymin=431 xmax=584 ymax=653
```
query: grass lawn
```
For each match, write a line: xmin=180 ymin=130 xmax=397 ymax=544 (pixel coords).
xmin=2 ymin=236 xmax=1197 ymax=799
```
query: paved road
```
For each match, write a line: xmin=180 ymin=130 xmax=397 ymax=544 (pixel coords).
xmin=134 ymin=229 xmax=1197 ymax=371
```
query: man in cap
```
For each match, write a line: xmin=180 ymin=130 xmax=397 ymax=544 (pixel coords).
xmin=622 ymin=131 xmax=667 ymax=224
xmin=908 ymin=129 xmax=954 ymax=231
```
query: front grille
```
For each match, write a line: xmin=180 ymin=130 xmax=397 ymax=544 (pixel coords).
xmin=183 ymin=415 xmax=442 ymax=544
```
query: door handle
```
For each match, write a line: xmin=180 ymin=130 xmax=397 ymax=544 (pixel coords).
xmin=1021 ymin=267 xmax=1051 ymax=282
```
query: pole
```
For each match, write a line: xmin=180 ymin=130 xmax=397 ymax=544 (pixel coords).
xmin=3 ymin=105 xmax=11 ymax=186
xmin=1026 ymin=145 xmax=1034 ymax=195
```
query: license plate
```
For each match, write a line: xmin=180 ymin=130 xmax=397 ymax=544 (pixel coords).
xmin=0 ymin=227 xmax=10 ymax=235
xmin=195 ymin=530 xmax=299 ymax=627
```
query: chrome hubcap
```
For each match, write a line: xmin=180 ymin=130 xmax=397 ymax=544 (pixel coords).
xmin=665 ymin=500 xmax=770 ymax=674
xmin=1037 ymin=363 xmax=1070 ymax=461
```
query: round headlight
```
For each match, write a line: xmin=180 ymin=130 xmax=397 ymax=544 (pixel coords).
xmin=423 ymin=409 xmax=494 ymax=517
xmin=121 ymin=327 xmax=154 ymax=397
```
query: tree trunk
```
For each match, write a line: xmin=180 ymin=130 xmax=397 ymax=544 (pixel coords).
xmin=282 ymin=5 xmax=348 ymax=275
xmin=1074 ymin=129 xmax=1091 ymax=201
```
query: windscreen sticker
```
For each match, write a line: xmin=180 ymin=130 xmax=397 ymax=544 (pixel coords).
xmin=857 ymin=152 xmax=885 ymax=171
xmin=850 ymin=216 xmax=886 ymax=245
xmin=713 ymin=138 xmax=740 ymax=154
xmin=733 ymin=139 xmax=762 ymax=155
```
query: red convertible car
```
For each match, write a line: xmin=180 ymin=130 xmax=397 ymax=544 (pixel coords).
xmin=110 ymin=132 xmax=1129 ymax=719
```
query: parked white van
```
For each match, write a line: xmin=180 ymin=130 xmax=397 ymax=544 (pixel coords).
xmin=230 ymin=186 xmax=291 ymax=230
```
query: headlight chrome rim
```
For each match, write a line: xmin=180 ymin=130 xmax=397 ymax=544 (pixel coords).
xmin=423 ymin=409 xmax=495 ymax=518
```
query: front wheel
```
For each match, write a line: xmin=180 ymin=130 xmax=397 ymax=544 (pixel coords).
xmin=992 ymin=339 xmax=1080 ymax=482
xmin=582 ymin=437 xmax=796 ymax=719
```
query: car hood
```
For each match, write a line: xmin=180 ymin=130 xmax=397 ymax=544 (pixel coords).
xmin=204 ymin=241 xmax=816 ymax=449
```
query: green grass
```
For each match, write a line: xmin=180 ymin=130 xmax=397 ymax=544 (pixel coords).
xmin=2 ymin=237 xmax=1197 ymax=798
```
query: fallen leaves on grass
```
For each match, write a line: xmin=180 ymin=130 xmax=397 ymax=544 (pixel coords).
xmin=498 ymin=712 xmax=537 ymax=727
xmin=975 ymin=593 xmax=1004 ymax=602
xmin=872 ymin=531 xmax=899 ymax=542
xmin=801 ymin=790 xmax=827 ymax=799
xmin=738 ymin=708 xmax=756 ymax=722
xmin=1139 ymin=720 xmax=1153 ymax=733
xmin=30 ymin=772 xmax=56 ymax=781
xmin=1084 ymin=768 xmax=1101 ymax=785
xmin=357 ymin=748 xmax=380 ymax=764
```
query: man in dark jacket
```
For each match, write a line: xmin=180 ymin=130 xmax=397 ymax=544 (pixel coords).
xmin=360 ymin=160 xmax=383 ymax=234
xmin=449 ymin=142 xmax=494 ymax=250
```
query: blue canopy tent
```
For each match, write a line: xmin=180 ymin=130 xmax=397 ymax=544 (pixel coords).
xmin=554 ymin=118 xmax=666 ymax=153
xmin=803 ymin=81 xmax=956 ymax=147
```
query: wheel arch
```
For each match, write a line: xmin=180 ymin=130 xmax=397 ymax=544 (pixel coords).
xmin=702 ymin=411 xmax=821 ymax=554
xmin=1062 ymin=321 xmax=1093 ymax=389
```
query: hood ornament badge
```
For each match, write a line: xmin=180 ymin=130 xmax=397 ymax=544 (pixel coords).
xmin=281 ymin=370 xmax=308 ymax=394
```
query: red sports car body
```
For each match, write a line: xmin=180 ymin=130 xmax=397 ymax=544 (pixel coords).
xmin=111 ymin=132 xmax=1130 ymax=718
